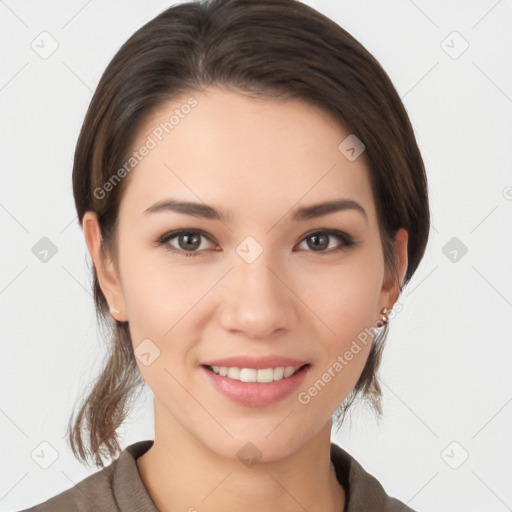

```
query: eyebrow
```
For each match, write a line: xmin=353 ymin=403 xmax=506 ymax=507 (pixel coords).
xmin=143 ymin=198 xmax=368 ymax=223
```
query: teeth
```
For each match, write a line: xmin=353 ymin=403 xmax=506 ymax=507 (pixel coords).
xmin=210 ymin=365 xmax=302 ymax=383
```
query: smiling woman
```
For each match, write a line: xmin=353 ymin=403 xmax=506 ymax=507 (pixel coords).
xmin=20 ymin=0 xmax=429 ymax=511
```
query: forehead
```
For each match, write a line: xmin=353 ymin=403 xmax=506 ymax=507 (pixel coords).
xmin=119 ymin=87 xmax=376 ymax=228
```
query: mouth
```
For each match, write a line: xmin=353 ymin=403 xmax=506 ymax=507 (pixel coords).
xmin=200 ymin=363 xmax=311 ymax=407
xmin=202 ymin=363 xmax=311 ymax=383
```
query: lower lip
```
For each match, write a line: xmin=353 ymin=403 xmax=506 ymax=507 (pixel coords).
xmin=201 ymin=364 xmax=310 ymax=407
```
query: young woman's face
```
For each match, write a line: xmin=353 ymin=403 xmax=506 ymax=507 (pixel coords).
xmin=87 ymin=87 xmax=407 ymax=462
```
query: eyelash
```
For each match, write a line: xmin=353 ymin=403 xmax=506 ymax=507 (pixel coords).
xmin=155 ymin=228 xmax=355 ymax=258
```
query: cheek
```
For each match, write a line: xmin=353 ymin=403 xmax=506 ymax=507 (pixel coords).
xmin=117 ymin=247 xmax=218 ymax=393
xmin=120 ymin=248 xmax=211 ymax=342
xmin=300 ymin=254 xmax=383 ymax=340
xmin=296 ymin=253 xmax=381 ymax=405
xmin=121 ymin=260 xmax=208 ymax=394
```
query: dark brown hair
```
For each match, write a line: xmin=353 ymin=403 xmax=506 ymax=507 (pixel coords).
xmin=68 ymin=0 xmax=430 ymax=468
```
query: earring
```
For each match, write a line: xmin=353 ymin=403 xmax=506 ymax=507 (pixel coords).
xmin=378 ymin=307 xmax=390 ymax=326
xmin=109 ymin=292 xmax=120 ymax=315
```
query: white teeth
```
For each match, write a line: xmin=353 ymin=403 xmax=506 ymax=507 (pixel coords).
xmin=209 ymin=365 xmax=302 ymax=383
xmin=283 ymin=366 xmax=296 ymax=378
xmin=227 ymin=367 xmax=241 ymax=379
xmin=274 ymin=367 xmax=284 ymax=380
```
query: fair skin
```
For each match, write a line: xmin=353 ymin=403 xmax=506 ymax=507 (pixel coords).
xmin=83 ymin=87 xmax=408 ymax=512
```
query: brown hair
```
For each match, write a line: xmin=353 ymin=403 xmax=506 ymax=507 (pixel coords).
xmin=67 ymin=0 xmax=430 ymax=468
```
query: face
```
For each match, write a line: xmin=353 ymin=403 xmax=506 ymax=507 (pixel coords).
xmin=84 ymin=86 xmax=407 ymax=462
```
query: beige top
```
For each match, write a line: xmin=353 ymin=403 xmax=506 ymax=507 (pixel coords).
xmin=19 ymin=440 xmax=417 ymax=511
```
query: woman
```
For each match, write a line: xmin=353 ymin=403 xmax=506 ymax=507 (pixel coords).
xmin=22 ymin=0 xmax=429 ymax=510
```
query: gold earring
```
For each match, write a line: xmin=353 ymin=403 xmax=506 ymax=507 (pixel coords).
xmin=378 ymin=307 xmax=390 ymax=326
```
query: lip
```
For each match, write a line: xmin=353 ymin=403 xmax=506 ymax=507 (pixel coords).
xmin=200 ymin=363 xmax=311 ymax=407
xmin=201 ymin=355 xmax=309 ymax=370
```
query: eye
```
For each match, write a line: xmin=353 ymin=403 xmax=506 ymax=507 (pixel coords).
xmin=156 ymin=228 xmax=355 ymax=257
xmin=157 ymin=229 xmax=216 ymax=257
xmin=296 ymin=230 xmax=355 ymax=254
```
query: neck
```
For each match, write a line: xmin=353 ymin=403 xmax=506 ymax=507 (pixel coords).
xmin=136 ymin=402 xmax=346 ymax=512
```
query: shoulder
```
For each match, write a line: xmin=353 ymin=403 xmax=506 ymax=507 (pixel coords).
xmin=330 ymin=442 xmax=419 ymax=512
xmin=18 ymin=440 xmax=155 ymax=512
xmin=18 ymin=463 xmax=116 ymax=512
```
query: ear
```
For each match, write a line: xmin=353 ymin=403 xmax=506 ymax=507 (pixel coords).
xmin=82 ymin=211 xmax=127 ymax=321
xmin=378 ymin=227 xmax=408 ymax=314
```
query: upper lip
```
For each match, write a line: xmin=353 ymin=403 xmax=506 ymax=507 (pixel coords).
xmin=201 ymin=355 xmax=309 ymax=370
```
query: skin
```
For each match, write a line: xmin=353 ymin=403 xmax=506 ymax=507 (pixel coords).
xmin=83 ymin=86 xmax=408 ymax=512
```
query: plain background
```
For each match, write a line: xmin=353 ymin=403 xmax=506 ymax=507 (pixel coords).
xmin=1 ymin=0 xmax=511 ymax=510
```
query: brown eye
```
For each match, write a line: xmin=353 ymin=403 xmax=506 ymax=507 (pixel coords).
xmin=175 ymin=233 xmax=202 ymax=251
xmin=297 ymin=230 xmax=354 ymax=254
xmin=306 ymin=233 xmax=330 ymax=251
xmin=157 ymin=230 xmax=215 ymax=257
xmin=156 ymin=228 xmax=354 ymax=258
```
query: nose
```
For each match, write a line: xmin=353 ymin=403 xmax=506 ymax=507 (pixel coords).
xmin=217 ymin=250 xmax=299 ymax=340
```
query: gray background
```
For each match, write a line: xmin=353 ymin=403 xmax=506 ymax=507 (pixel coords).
xmin=1 ymin=0 xmax=511 ymax=510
